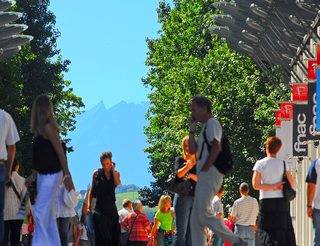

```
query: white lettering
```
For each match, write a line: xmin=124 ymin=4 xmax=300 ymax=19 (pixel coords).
xmin=309 ymin=93 xmax=316 ymax=134
xmin=294 ymin=113 xmax=307 ymax=153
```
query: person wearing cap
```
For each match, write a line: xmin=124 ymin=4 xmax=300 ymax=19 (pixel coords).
xmin=0 ymin=108 xmax=20 ymax=241
xmin=118 ymin=199 xmax=133 ymax=246
xmin=230 ymin=183 xmax=259 ymax=246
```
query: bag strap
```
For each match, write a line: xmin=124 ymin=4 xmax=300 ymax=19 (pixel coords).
xmin=199 ymin=125 xmax=209 ymax=160
xmin=283 ymin=161 xmax=287 ymax=177
xmin=127 ymin=213 xmax=140 ymax=243
xmin=9 ymin=179 xmax=22 ymax=200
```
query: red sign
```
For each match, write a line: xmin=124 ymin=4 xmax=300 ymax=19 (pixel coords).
xmin=292 ymin=83 xmax=308 ymax=101
xmin=280 ymin=102 xmax=293 ymax=120
xmin=317 ymin=44 xmax=320 ymax=65
xmin=275 ymin=109 xmax=281 ymax=127
xmin=308 ymin=59 xmax=317 ymax=80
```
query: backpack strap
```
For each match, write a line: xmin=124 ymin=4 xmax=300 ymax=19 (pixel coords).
xmin=199 ymin=125 xmax=210 ymax=161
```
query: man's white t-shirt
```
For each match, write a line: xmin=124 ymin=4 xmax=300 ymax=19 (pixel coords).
xmin=212 ymin=195 xmax=224 ymax=219
xmin=253 ymin=157 xmax=289 ymax=200
xmin=197 ymin=117 xmax=222 ymax=171
xmin=0 ymin=109 xmax=20 ymax=160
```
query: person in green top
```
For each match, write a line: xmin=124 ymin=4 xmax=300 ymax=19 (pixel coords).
xmin=150 ymin=195 xmax=174 ymax=246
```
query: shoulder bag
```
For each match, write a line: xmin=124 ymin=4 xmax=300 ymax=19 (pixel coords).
xmin=282 ymin=161 xmax=296 ymax=202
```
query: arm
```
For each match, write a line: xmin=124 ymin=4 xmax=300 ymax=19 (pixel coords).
xmin=176 ymin=160 xmax=196 ymax=179
xmin=201 ymin=139 xmax=221 ymax=172
xmin=74 ymin=223 xmax=80 ymax=246
xmin=88 ymin=170 xmax=98 ymax=211
xmin=112 ymin=168 xmax=121 ymax=187
xmin=286 ymin=171 xmax=294 ymax=187
xmin=307 ymin=183 xmax=316 ymax=218
xmin=188 ymin=118 xmax=198 ymax=154
xmin=252 ymin=171 xmax=284 ymax=191
xmin=6 ymin=144 xmax=16 ymax=180
xmin=45 ymin=123 xmax=74 ymax=191
xmin=151 ymin=218 xmax=160 ymax=239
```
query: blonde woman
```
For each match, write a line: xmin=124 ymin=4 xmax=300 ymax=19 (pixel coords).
xmin=173 ymin=136 xmax=197 ymax=246
xmin=28 ymin=94 xmax=74 ymax=246
xmin=151 ymin=195 xmax=174 ymax=246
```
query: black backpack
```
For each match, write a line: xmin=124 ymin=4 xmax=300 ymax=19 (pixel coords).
xmin=201 ymin=125 xmax=234 ymax=175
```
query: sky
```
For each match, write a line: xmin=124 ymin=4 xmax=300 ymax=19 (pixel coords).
xmin=49 ymin=0 xmax=165 ymax=110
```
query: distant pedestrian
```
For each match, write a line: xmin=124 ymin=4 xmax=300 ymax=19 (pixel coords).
xmin=211 ymin=186 xmax=225 ymax=246
xmin=3 ymin=159 xmax=30 ymax=246
xmin=28 ymin=94 xmax=75 ymax=246
xmin=67 ymin=214 xmax=80 ymax=246
xmin=118 ymin=199 xmax=133 ymax=246
xmin=91 ymin=151 xmax=121 ymax=246
xmin=188 ymin=95 xmax=246 ymax=246
xmin=0 ymin=108 xmax=20 ymax=241
xmin=173 ymin=136 xmax=197 ymax=246
xmin=121 ymin=199 xmax=151 ymax=246
xmin=57 ymin=183 xmax=78 ymax=246
xmin=230 ymin=183 xmax=259 ymax=246
xmin=79 ymin=214 xmax=90 ymax=246
xmin=83 ymin=188 xmax=95 ymax=246
xmin=150 ymin=195 xmax=174 ymax=246
xmin=252 ymin=136 xmax=296 ymax=246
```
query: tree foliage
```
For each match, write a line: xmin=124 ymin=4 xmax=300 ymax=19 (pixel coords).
xmin=0 ymin=0 xmax=84 ymax=177
xmin=139 ymin=0 xmax=289 ymax=208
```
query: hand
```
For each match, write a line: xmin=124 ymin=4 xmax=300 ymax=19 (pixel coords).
xmin=251 ymin=225 xmax=258 ymax=231
xmin=274 ymin=181 xmax=285 ymax=190
xmin=186 ymin=159 xmax=196 ymax=169
xmin=307 ymin=207 xmax=313 ymax=218
xmin=64 ymin=176 xmax=75 ymax=191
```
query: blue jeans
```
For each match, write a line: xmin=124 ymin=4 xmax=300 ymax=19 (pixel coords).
xmin=234 ymin=225 xmax=255 ymax=246
xmin=0 ymin=165 xmax=6 ymax=243
xmin=173 ymin=194 xmax=193 ymax=246
xmin=313 ymin=208 xmax=320 ymax=246
xmin=86 ymin=212 xmax=95 ymax=246
xmin=57 ymin=217 xmax=71 ymax=246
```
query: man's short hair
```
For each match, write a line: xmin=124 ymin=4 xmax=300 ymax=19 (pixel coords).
xmin=100 ymin=151 xmax=112 ymax=161
xmin=132 ymin=199 xmax=142 ymax=211
xmin=265 ymin=136 xmax=282 ymax=154
xmin=239 ymin=182 xmax=249 ymax=193
xmin=122 ymin=199 xmax=132 ymax=208
xmin=191 ymin=95 xmax=212 ymax=113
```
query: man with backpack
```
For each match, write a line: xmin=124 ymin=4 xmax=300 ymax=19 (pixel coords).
xmin=188 ymin=95 xmax=246 ymax=246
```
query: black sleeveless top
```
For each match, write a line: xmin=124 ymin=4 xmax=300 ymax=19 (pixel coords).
xmin=175 ymin=156 xmax=196 ymax=196
xmin=92 ymin=168 xmax=117 ymax=215
xmin=32 ymin=135 xmax=62 ymax=174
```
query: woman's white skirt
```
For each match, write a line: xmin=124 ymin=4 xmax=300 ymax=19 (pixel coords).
xmin=32 ymin=171 xmax=62 ymax=246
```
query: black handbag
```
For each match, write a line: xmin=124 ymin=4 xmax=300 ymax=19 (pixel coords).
xmin=165 ymin=173 xmax=192 ymax=195
xmin=282 ymin=161 xmax=296 ymax=202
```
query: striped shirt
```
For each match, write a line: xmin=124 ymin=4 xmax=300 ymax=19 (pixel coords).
xmin=121 ymin=210 xmax=151 ymax=242
xmin=231 ymin=195 xmax=259 ymax=226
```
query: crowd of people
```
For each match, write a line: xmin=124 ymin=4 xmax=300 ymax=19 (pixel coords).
xmin=1 ymin=94 xmax=320 ymax=246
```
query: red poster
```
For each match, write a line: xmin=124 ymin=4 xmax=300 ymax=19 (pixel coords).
xmin=280 ymin=102 xmax=293 ymax=120
xmin=308 ymin=59 xmax=317 ymax=80
xmin=292 ymin=83 xmax=308 ymax=101
xmin=275 ymin=109 xmax=281 ymax=127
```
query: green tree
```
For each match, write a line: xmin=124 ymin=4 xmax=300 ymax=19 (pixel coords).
xmin=0 ymin=0 xmax=84 ymax=177
xmin=139 ymin=0 xmax=289 ymax=208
